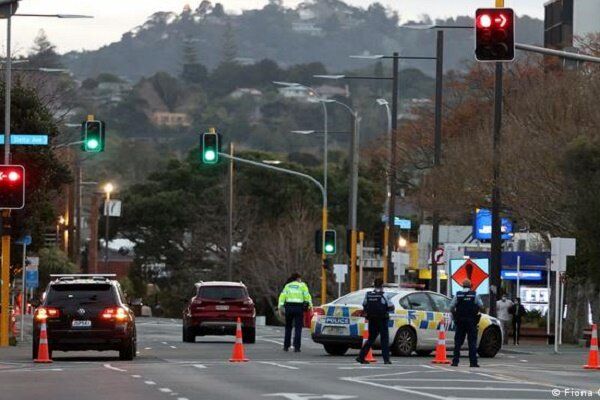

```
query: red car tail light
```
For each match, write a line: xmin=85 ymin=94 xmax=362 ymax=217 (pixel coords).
xmin=312 ymin=307 xmax=325 ymax=316
xmin=100 ymin=307 xmax=128 ymax=321
xmin=351 ymin=309 xmax=365 ymax=317
xmin=35 ymin=307 xmax=60 ymax=321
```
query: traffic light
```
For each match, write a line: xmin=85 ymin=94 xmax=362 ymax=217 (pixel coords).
xmin=201 ymin=131 xmax=220 ymax=164
xmin=475 ymin=8 xmax=515 ymax=62
xmin=81 ymin=120 xmax=105 ymax=152
xmin=323 ymin=229 xmax=336 ymax=255
xmin=0 ymin=165 xmax=25 ymax=209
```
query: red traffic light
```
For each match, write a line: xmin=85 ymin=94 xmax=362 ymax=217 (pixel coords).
xmin=0 ymin=165 xmax=25 ymax=209
xmin=475 ymin=8 xmax=515 ymax=62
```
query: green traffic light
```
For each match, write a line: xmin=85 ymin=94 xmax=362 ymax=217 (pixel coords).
xmin=204 ymin=149 xmax=216 ymax=162
xmin=324 ymin=244 xmax=334 ymax=253
xmin=86 ymin=139 xmax=99 ymax=150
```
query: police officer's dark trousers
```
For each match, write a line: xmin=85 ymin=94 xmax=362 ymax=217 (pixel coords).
xmin=284 ymin=303 xmax=304 ymax=350
xmin=358 ymin=317 xmax=390 ymax=362
xmin=452 ymin=321 xmax=478 ymax=365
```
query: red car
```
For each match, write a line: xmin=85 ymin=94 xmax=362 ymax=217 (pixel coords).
xmin=182 ymin=281 xmax=256 ymax=343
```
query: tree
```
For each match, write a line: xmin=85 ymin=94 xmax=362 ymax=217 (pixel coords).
xmin=28 ymin=29 xmax=62 ymax=68
xmin=36 ymin=247 xmax=77 ymax=294
xmin=221 ymin=20 xmax=238 ymax=65
xmin=180 ymin=38 xmax=208 ymax=84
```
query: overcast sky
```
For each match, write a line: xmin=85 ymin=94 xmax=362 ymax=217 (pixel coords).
xmin=7 ymin=0 xmax=546 ymax=55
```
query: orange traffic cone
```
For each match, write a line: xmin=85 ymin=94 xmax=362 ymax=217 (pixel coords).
xmin=432 ymin=319 xmax=451 ymax=364
xmin=361 ymin=323 xmax=377 ymax=363
xmin=583 ymin=324 xmax=600 ymax=370
xmin=229 ymin=317 xmax=249 ymax=362
xmin=34 ymin=321 xmax=53 ymax=364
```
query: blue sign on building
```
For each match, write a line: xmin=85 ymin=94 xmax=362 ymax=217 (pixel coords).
xmin=473 ymin=208 xmax=513 ymax=240
xmin=0 ymin=134 xmax=49 ymax=146
xmin=381 ymin=216 xmax=412 ymax=229
xmin=501 ymin=270 xmax=543 ymax=281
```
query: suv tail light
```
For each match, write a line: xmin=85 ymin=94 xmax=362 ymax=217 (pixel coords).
xmin=35 ymin=307 xmax=60 ymax=321
xmin=351 ymin=309 xmax=365 ymax=317
xmin=100 ymin=307 xmax=128 ymax=321
xmin=312 ymin=307 xmax=325 ymax=316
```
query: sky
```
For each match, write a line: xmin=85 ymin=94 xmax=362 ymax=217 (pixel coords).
xmin=6 ymin=0 xmax=546 ymax=56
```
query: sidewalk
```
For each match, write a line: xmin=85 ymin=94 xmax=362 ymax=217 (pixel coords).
xmin=501 ymin=342 xmax=587 ymax=355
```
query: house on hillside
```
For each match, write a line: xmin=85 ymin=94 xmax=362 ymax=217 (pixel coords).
xmin=229 ymin=88 xmax=263 ymax=99
xmin=150 ymin=112 xmax=191 ymax=127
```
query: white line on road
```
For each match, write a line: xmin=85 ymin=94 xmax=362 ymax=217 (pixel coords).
xmin=144 ymin=381 xmax=156 ymax=385
xmin=103 ymin=363 xmax=127 ymax=372
xmin=161 ymin=342 xmax=168 ymax=345
xmin=259 ymin=362 xmax=299 ymax=370
xmin=177 ymin=398 xmax=189 ymax=400
xmin=193 ymin=364 xmax=207 ymax=369
xmin=170 ymin=345 xmax=177 ymax=349
xmin=144 ymin=347 xmax=152 ymax=350
xmin=258 ymin=337 xmax=285 ymax=346
xmin=367 ymin=378 xmax=536 ymax=384
xmin=131 ymin=374 xmax=141 ymax=378
xmin=398 ymin=386 xmax=549 ymax=392
xmin=159 ymin=388 xmax=173 ymax=393
xmin=340 ymin=377 xmax=446 ymax=400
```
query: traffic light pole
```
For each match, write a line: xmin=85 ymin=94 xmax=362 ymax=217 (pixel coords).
xmin=1 ymin=3 xmax=13 ymax=347
xmin=218 ymin=153 xmax=328 ymax=304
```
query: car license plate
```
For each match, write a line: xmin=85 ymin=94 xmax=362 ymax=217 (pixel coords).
xmin=71 ymin=320 xmax=92 ymax=328
xmin=215 ymin=305 xmax=229 ymax=311
xmin=323 ymin=326 xmax=347 ymax=336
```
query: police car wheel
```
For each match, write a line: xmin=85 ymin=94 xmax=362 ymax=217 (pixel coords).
xmin=478 ymin=326 xmax=502 ymax=358
xmin=392 ymin=327 xmax=416 ymax=356
xmin=323 ymin=344 xmax=349 ymax=356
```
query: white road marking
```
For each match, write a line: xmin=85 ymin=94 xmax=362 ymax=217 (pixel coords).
xmin=520 ymin=359 xmax=528 ymax=362
xmin=131 ymin=374 xmax=141 ymax=378
xmin=5 ymin=368 xmax=63 ymax=372
xmin=338 ymin=366 xmax=388 ymax=370
xmin=399 ymin=386 xmax=549 ymax=392
xmin=259 ymin=361 xmax=299 ymax=370
xmin=144 ymin=347 xmax=152 ymax=350
xmin=258 ymin=337 xmax=284 ymax=346
xmin=159 ymin=388 xmax=172 ymax=393
xmin=340 ymin=377 xmax=446 ymax=400
xmin=177 ymin=398 xmax=189 ymax=400
xmin=144 ymin=381 xmax=156 ymax=385
xmin=103 ymin=363 xmax=127 ymax=372
xmin=367 ymin=378 xmax=533 ymax=383
xmin=170 ymin=345 xmax=177 ymax=349
xmin=161 ymin=342 xmax=168 ymax=345
xmin=192 ymin=364 xmax=207 ymax=369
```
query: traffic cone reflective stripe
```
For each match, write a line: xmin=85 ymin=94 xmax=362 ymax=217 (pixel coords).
xmin=34 ymin=321 xmax=53 ymax=364
xmin=432 ymin=319 xmax=451 ymax=364
xmin=229 ymin=317 xmax=249 ymax=362
xmin=362 ymin=323 xmax=376 ymax=363
xmin=583 ymin=324 xmax=600 ymax=370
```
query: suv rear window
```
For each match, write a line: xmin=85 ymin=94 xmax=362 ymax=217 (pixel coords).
xmin=46 ymin=284 xmax=118 ymax=306
xmin=197 ymin=286 xmax=246 ymax=300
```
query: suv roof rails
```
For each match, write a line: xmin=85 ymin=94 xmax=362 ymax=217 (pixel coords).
xmin=50 ymin=274 xmax=117 ymax=282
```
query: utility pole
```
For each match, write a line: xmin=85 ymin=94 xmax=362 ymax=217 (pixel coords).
xmin=88 ymin=194 xmax=99 ymax=274
xmin=430 ymin=30 xmax=444 ymax=293
xmin=349 ymin=113 xmax=360 ymax=291
xmin=74 ymin=158 xmax=82 ymax=269
xmin=385 ymin=52 xmax=399 ymax=284
xmin=227 ymin=142 xmax=234 ymax=281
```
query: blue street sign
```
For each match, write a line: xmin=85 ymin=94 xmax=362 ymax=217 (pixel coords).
xmin=501 ymin=270 xmax=543 ymax=281
xmin=473 ymin=208 xmax=513 ymax=240
xmin=0 ymin=134 xmax=49 ymax=146
xmin=14 ymin=235 xmax=32 ymax=246
xmin=26 ymin=269 xmax=39 ymax=289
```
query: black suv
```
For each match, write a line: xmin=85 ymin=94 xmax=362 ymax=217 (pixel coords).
xmin=33 ymin=274 xmax=137 ymax=360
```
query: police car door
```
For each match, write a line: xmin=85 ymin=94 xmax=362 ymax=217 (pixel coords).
xmin=428 ymin=292 xmax=455 ymax=343
xmin=405 ymin=292 xmax=437 ymax=347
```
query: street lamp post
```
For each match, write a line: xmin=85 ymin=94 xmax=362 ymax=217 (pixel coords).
xmin=103 ymin=183 xmax=114 ymax=272
xmin=376 ymin=98 xmax=392 ymax=280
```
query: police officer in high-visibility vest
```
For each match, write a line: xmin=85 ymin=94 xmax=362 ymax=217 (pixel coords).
xmin=450 ymin=278 xmax=483 ymax=367
xmin=278 ymin=273 xmax=312 ymax=352
xmin=356 ymin=278 xmax=394 ymax=365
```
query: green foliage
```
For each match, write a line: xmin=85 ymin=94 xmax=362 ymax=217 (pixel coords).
xmin=37 ymin=248 xmax=77 ymax=291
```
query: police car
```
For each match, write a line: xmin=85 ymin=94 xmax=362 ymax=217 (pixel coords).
xmin=311 ymin=288 xmax=502 ymax=357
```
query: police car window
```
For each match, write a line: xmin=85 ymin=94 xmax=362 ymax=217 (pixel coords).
xmin=428 ymin=293 xmax=452 ymax=312
xmin=334 ymin=292 xmax=365 ymax=305
xmin=399 ymin=296 xmax=410 ymax=309
xmin=406 ymin=292 xmax=434 ymax=311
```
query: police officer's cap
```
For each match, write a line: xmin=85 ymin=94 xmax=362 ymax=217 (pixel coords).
xmin=462 ymin=279 xmax=472 ymax=288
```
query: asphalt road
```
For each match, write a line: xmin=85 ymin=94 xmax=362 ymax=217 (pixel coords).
xmin=0 ymin=318 xmax=597 ymax=400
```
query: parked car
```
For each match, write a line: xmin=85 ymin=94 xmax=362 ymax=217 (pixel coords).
xmin=33 ymin=274 xmax=137 ymax=360
xmin=311 ymin=287 xmax=502 ymax=357
xmin=182 ymin=281 xmax=256 ymax=343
